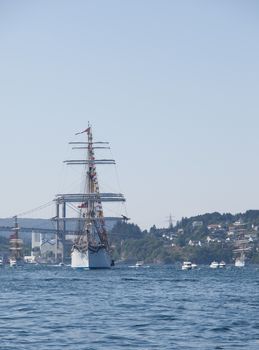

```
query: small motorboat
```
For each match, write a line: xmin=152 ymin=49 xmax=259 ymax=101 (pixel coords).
xmin=9 ymin=258 xmax=17 ymax=267
xmin=219 ymin=261 xmax=226 ymax=268
xmin=182 ymin=261 xmax=192 ymax=270
xmin=135 ymin=261 xmax=144 ymax=267
xmin=210 ymin=261 xmax=219 ymax=269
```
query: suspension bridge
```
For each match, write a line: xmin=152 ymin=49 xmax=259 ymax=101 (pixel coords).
xmin=0 ymin=194 xmax=126 ymax=262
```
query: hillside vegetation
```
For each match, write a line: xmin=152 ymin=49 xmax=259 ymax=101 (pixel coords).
xmin=1 ymin=211 xmax=259 ymax=264
xmin=110 ymin=211 xmax=259 ymax=264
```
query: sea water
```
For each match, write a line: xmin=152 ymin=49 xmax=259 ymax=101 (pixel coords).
xmin=0 ymin=265 xmax=258 ymax=349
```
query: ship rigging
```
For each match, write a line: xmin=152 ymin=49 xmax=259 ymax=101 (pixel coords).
xmin=53 ymin=125 xmax=126 ymax=268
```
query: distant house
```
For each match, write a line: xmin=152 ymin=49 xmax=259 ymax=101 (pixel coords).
xmin=233 ymin=219 xmax=246 ymax=228
xmin=188 ymin=239 xmax=202 ymax=247
xmin=207 ymin=224 xmax=221 ymax=230
xmin=192 ymin=221 xmax=203 ymax=228
xmin=227 ymin=231 xmax=234 ymax=236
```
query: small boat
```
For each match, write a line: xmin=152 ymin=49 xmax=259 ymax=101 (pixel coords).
xmin=0 ymin=258 xmax=3 ymax=266
xmin=24 ymin=255 xmax=36 ymax=264
xmin=219 ymin=261 xmax=226 ymax=268
xmin=182 ymin=261 xmax=192 ymax=270
xmin=135 ymin=260 xmax=144 ymax=267
xmin=9 ymin=258 xmax=17 ymax=267
xmin=210 ymin=261 xmax=219 ymax=269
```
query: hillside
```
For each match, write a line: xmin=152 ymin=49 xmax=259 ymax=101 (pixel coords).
xmin=110 ymin=211 xmax=259 ymax=264
xmin=1 ymin=211 xmax=259 ymax=264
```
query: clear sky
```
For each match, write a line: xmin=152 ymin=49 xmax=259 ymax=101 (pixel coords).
xmin=0 ymin=0 xmax=259 ymax=229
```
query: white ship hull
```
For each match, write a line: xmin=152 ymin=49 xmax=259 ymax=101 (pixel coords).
xmin=235 ymin=253 xmax=245 ymax=267
xmin=71 ymin=247 xmax=111 ymax=269
xmin=235 ymin=258 xmax=245 ymax=267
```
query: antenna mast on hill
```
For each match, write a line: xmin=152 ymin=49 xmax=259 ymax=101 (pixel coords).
xmin=168 ymin=213 xmax=174 ymax=229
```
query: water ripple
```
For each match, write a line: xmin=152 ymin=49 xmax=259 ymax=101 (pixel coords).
xmin=0 ymin=265 xmax=258 ymax=349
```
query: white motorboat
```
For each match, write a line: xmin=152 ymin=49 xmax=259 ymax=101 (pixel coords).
xmin=210 ymin=261 xmax=219 ymax=269
xmin=24 ymin=256 xmax=37 ymax=264
xmin=135 ymin=260 xmax=144 ymax=267
xmin=9 ymin=258 xmax=17 ymax=267
xmin=182 ymin=261 xmax=192 ymax=270
xmin=219 ymin=261 xmax=226 ymax=268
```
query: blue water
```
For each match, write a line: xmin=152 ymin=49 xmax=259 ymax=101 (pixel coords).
xmin=0 ymin=265 xmax=258 ymax=350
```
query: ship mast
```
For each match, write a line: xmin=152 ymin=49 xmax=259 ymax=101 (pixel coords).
xmin=84 ymin=126 xmax=109 ymax=248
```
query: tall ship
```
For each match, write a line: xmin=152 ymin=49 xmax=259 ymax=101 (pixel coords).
xmin=235 ymin=251 xmax=245 ymax=267
xmin=54 ymin=125 xmax=126 ymax=269
xmin=234 ymin=239 xmax=249 ymax=268
xmin=9 ymin=216 xmax=23 ymax=266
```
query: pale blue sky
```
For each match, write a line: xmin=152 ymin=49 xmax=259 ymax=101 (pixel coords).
xmin=0 ymin=1 xmax=259 ymax=229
